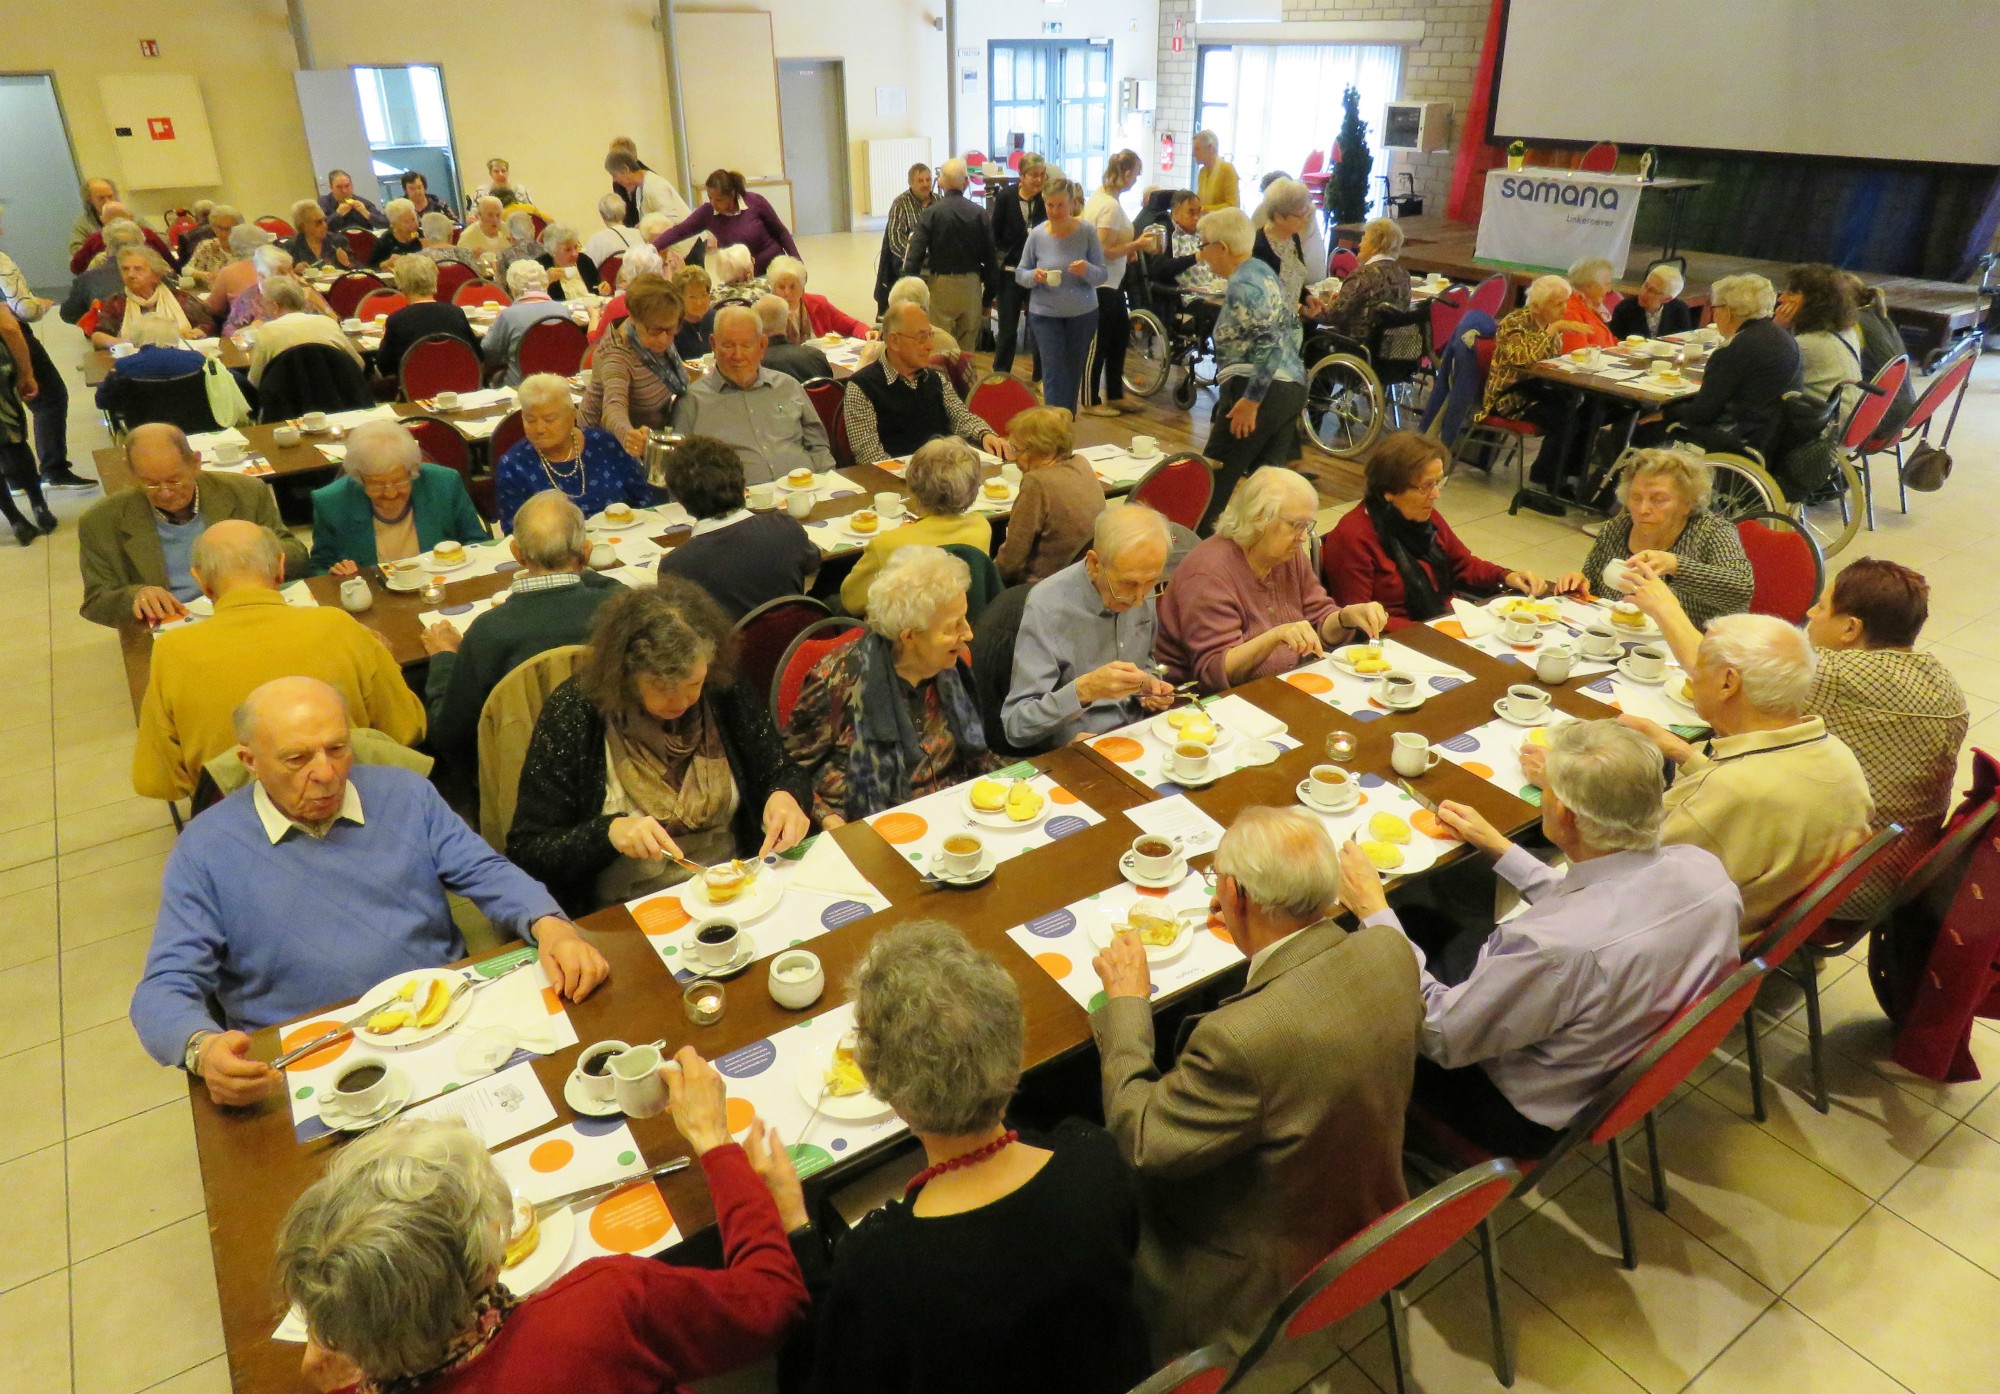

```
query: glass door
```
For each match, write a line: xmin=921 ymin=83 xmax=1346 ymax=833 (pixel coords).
xmin=989 ymin=41 xmax=1111 ymax=186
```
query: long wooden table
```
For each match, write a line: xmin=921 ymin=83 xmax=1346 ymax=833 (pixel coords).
xmin=185 ymin=621 xmax=1615 ymax=1393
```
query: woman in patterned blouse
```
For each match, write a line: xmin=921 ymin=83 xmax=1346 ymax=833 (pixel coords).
xmin=494 ymin=374 xmax=658 ymax=529
xmin=1196 ymin=207 xmax=1307 ymax=533
xmin=1479 ymin=273 xmax=1589 ymax=422
xmin=784 ymin=546 xmax=997 ymax=826
xmin=1319 ymin=217 xmax=1414 ymax=353
xmin=1582 ymin=449 xmax=1753 ymax=628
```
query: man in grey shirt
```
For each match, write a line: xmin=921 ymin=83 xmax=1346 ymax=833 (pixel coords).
xmin=671 ymin=304 xmax=834 ymax=485
xmin=1004 ymin=504 xmax=1177 ymax=750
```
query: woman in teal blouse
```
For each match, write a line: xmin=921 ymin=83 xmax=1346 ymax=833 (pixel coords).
xmin=310 ymin=420 xmax=491 ymax=575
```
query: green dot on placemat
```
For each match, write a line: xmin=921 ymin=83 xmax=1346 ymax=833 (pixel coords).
xmin=442 ymin=1082 xmax=460 ymax=1092
xmin=908 ymin=851 xmax=922 ymax=861
xmin=791 ymin=938 xmax=803 ymax=946
xmin=1086 ymin=989 xmax=1108 ymax=1013
xmin=1133 ymin=768 xmax=1150 ymax=779
xmin=1518 ymin=784 xmax=1543 ymax=806
xmin=295 ymin=1085 xmax=313 ymax=1100
xmin=661 ymin=944 xmax=678 ymax=956
xmin=617 ymin=1149 xmax=638 ymax=1166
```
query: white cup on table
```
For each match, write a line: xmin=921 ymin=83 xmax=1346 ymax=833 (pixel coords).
xmin=212 ymin=441 xmax=245 ymax=465
xmin=874 ymin=491 xmax=905 ymax=519
xmin=1502 ymin=684 xmax=1553 ymax=722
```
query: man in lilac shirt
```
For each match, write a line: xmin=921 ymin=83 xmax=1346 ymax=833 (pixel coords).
xmin=1336 ymin=719 xmax=1741 ymax=1155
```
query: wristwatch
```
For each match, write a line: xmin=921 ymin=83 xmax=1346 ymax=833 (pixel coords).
xmin=182 ymin=1029 xmax=216 ymax=1076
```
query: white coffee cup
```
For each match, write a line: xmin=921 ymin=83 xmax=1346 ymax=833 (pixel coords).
xmin=1504 ymin=684 xmax=1553 ymax=721
xmin=339 ymin=318 xmax=363 ymax=332
xmin=338 ymin=577 xmax=373 ymax=613
xmin=768 ymin=950 xmax=825 ymax=1010
xmin=1377 ymin=671 xmax=1421 ymax=708
xmin=588 ymin=541 xmax=618 ymax=570
xmin=301 ymin=411 xmax=329 ymax=432
xmin=611 ymin=1043 xmax=668 ymax=1118
xmin=1600 ymin=556 xmax=1633 ymax=593
xmin=330 ymin=1058 xmax=392 ymax=1116
xmin=108 ymin=341 xmax=136 ymax=359
xmin=1170 ymin=740 xmax=1212 ymax=782
xmin=786 ymin=490 xmax=816 ymax=519
xmin=1000 ymin=462 xmax=1023 ymax=488
xmin=273 ymin=425 xmax=302 ymax=448
xmin=435 ymin=390 xmax=460 ymax=411
xmin=1580 ymin=624 xmax=1621 ymax=658
xmin=938 ymin=832 xmax=985 ymax=875
xmin=747 ymin=482 xmax=777 ymax=509
xmin=1131 ymin=834 xmax=1182 ymax=879
xmin=692 ymin=918 xmax=741 ymax=967
xmin=576 ymin=1039 xmax=630 ymax=1103
xmin=1626 ymin=644 xmax=1667 ymax=680
xmin=1131 ymin=434 xmax=1159 ymax=457
xmin=1535 ymin=643 xmax=1575 ymax=683
xmin=1305 ymin=764 xmax=1358 ymax=810
xmin=1499 ymin=614 xmax=1540 ymax=645
xmin=214 ymin=440 xmax=246 ymax=465
xmin=1043 ymin=268 xmax=1063 ymax=286
xmin=1390 ymin=731 xmax=1441 ymax=778
xmin=874 ymin=491 xmax=905 ymax=518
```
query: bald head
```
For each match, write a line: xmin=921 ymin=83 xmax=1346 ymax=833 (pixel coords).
xmin=234 ymin=678 xmax=354 ymax=825
xmin=752 ymin=294 xmax=791 ymax=340
xmin=191 ymin=520 xmax=285 ymax=598
xmin=99 ymin=201 xmax=132 ymax=225
xmin=510 ymin=490 xmax=589 ymax=571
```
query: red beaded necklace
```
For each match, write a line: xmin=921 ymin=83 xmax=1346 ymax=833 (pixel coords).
xmin=904 ymin=1129 xmax=1019 ymax=1195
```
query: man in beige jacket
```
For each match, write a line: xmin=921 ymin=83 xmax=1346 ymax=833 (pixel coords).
xmin=1090 ymin=807 xmax=1421 ymax=1359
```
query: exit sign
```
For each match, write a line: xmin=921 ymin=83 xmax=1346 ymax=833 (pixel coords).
xmin=139 ymin=39 xmax=159 ymax=57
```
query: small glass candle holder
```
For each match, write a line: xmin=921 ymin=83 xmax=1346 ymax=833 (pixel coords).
xmin=419 ymin=575 xmax=447 ymax=605
xmin=1324 ymin=729 xmax=1359 ymax=763
xmin=683 ymin=979 xmax=726 ymax=1026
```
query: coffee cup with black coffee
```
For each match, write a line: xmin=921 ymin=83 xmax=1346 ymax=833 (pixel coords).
xmin=694 ymin=919 xmax=742 ymax=968
xmin=576 ymin=1039 xmax=631 ymax=1103
xmin=331 ymin=1059 xmax=391 ymax=1117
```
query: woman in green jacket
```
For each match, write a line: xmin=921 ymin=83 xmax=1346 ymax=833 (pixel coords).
xmin=311 ymin=419 xmax=492 ymax=575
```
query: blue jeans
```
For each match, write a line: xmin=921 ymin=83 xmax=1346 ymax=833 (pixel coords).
xmin=1029 ymin=311 xmax=1096 ymax=416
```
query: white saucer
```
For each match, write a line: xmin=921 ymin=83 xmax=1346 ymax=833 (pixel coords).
xmin=1233 ymin=741 xmax=1281 ymax=767
xmin=563 ymin=1071 xmax=624 ymax=1118
xmin=1492 ymin=699 xmax=1553 ymax=728
xmin=837 ymin=519 xmax=889 ymax=543
xmin=1087 ymin=909 xmax=1196 ymax=964
xmin=1161 ymin=761 xmax=1224 ymax=788
xmin=419 ymin=551 xmax=473 ymax=572
xmin=1616 ymin=657 xmax=1668 ymax=685
xmin=1375 ymin=690 xmax=1426 ymax=712
xmin=775 ymin=474 xmax=824 ymax=493
xmin=682 ymin=937 xmax=758 ymax=980
xmin=976 ymin=485 xmax=1016 ymax=507
xmin=1119 ymin=850 xmax=1188 ymax=889
xmin=929 ymin=847 xmax=998 ymax=887
xmin=1662 ymin=675 xmax=1699 ymax=711
xmin=589 ymin=510 xmax=653 ymax=532
xmin=681 ymin=864 xmax=782 ymax=923
xmin=795 ymin=1045 xmax=895 ymax=1122
xmin=1297 ymin=779 xmax=1362 ymax=816
xmin=318 ymin=1065 xmax=414 ymax=1132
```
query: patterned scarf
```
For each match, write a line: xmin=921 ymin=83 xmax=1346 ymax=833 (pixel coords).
xmin=604 ymin=695 xmax=736 ymax=835
xmin=1364 ymin=494 xmax=1454 ymax=622
xmin=623 ymin=321 xmax=688 ymax=398
xmin=845 ymin=631 xmax=987 ymax=815
xmin=365 ymin=1284 xmax=517 ymax=1394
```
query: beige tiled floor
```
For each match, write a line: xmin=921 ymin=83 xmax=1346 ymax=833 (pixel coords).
xmin=5 ymin=234 xmax=1997 ymax=1392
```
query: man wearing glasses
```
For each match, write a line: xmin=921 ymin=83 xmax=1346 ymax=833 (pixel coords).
xmin=843 ymin=302 xmax=1009 ymax=466
xmin=1002 ymin=503 xmax=1179 ymax=751
xmin=77 ymin=423 xmax=308 ymax=627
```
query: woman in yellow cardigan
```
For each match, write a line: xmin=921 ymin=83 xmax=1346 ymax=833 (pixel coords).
xmin=840 ymin=436 xmax=992 ymax=614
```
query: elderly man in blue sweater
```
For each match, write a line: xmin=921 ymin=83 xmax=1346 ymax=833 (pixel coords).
xmin=131 ymin=676 xmax=610 ymax=1108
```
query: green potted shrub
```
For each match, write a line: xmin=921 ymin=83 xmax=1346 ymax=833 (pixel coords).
xmin=1507 ymin=139 xmax=1527 ymax=172
xmin=1330 ymin=85 xmax=1374 ymax=226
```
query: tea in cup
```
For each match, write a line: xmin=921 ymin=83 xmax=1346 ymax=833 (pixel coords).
xmin=1499 ymin=614 xmax=1540 ymax=646
xmin=939 ymin=832 xmax=985 ymax=875
xmin=1306 ymin=764 xmax=1358 ymax=810
xmin=1131 ymin=835 xmax=1181 ymax=879
xmin=1503 ymin=684 xmax=1552 ymax=722
xmin=1390 ymin=731 xmax=1441 ymax=778
xmin=1170 ymin=740 xmax=1212 ymax=781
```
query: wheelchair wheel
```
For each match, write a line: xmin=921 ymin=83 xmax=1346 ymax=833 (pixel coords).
xmin=1123 ymin=310 xmax=1171 ymax=397
xmin=1790 ymin=457 xmax=1866 ymax=559
xmin=1703 ymin=453 xmax=1787 ymax=520
xmin=1300 ymin=352 xmax=1385 ymax=456
xmin=1170 ymin=368 xmax=1197 ymax=411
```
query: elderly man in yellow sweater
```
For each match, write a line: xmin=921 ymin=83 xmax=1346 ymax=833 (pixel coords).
xmin=1193 ymin=131 xmax=1240 ymax=212
xmin=132 ymin=520 xmax=426 ymax=801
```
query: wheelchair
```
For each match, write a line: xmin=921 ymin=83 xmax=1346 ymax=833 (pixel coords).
xmin=1298 ymin=304 xmax=1435 ymax=457
xmin=1086 ymin=248 xmax=1223 ymax=410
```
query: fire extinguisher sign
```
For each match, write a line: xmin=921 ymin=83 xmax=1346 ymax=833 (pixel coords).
xmin=1159 ymin=133 xmax=1175 ymax=173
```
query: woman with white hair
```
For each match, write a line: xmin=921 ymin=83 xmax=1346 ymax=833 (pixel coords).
xmin=494 ymin=373 xmax=656 ymax=526
xmin=1581 ymin=448 xmax=1751 ymax=626
xmin=798 ymin=920 xmax=1151 ymax=1394
xmin=585 ymin=192 xmax=646 ymax=270
xmin=587 ymin=245 xmax=670 ymax=346
xmin=1318 ymin=215 xmax=1412 ymax=346
xmin=1251 ymin=177 xmax=1321 ymax=314
xmin=417 ymin=212 xmax=476 ymax=269
xmin=456 ymin=196 xmax=510 ymax=273
xmin=1158 ymin=465 xmax=1387 ymax=691
xmin=199 ymin=221 xmax=277 ymax=315
xmin=1192 ymin=206 xmax=1307 ymax=532
xmin=246 ymin=276 xmax=365 ymax=385
xmin=878 ymin=275 xmax=961 ymax=357
xmin=1558 ymin=255 xmax=1620 ymax=353
xmin=309 ymin=418 xmax=489 ymax=575
xmin=1610 ymin=262 xmax=1694 ymax=340
xmin=283 ymin=198 xmax=352 ymax=271
xmin=539 ymin=224 xmax=600 ymax=302
xmin=365 ymin=197 xmax=424 ymax=268
xmin=375 ymin=252 xmax=478 ymax=382
xmin=766 ymin=253 xmax=869 ymax=342
xmin=494 ymin=210 xmax=549 ymax=285
xmin=482 ymin=261 xmax=576 ymax=387
xmin=89 ymin=246 xmax=216 ymax=348
xmin=1480 ymin=273 xmax=1585 ymax=424
xmin=704 ymin=242 xmax=768 ymax=309
xmin=838 ymin=436 xmax=993 ymax=614
xmin=1644 ymin=271 xmax=1802 ymax=455
xmin=652 ymin=168 xmax=801 ymax=274
xmin=273 ymin=1100 xmax=807 ymax=1392
xmin=788 ymin=544 xmax=997 ymax=824
xmin=219 ymin=244 xmax=332 ymax=336
xmin=177 ymin=204 xmax=245 ymax=290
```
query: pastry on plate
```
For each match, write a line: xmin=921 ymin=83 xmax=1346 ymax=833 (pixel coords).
xmin=503 ymin=1194 xmax=540 ymax=1268
xmin=969 ymin=777 xmax=1008 ymax=812
xmin=1005 ymin=783 xmax=1043 ymax=822
xmin=1123 ymin=908 xmax=1182 ymax=947
xmin=1368 ymin=812 xmax=1412 ymax=845
xmin=824 ymin=1043 xmax=867 ymax=1098
xmin=1360 ymin=840 xmax=1406 ymax=871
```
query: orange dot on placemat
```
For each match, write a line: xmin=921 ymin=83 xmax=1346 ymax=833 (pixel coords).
xmin=1434 ymin=620 xmax=1468 ymax=639
xmin=631 ymin=897 xmax=691 ymax=935
xmin=1092 ymin=735 xmax=1144 ymax=763
xmin=1284 ymin=671 xmax=1335 ymax=694
xmin=725 ymin=1095 xmax=758 ymax=1134
xmin=589 ymin=1181 xmax=675 ymax=1254
xmin=1048 ymin=785 xmax=1079 ymax=804
xmin=1462 ymin=762 xmax=1494 ymax=779
xmin=1034 ymin=952 xmax=1073 ymax=979
xmin=541 ymin=986 xmax=562 ymax=1016
xmin=873 ymin=811 xmax=929 ymax=844
xmin=278 ymin=1020 xmax=350 ymax=1072
xmin=1135 ymin=885 xmax=1171 ymax=899
xmin=1413 ymin=809 xmax=1459 ymax=842
xmin=529 ymin=1138 xmax=574 ymax=1173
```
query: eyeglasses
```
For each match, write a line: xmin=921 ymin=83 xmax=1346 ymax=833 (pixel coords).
xmin=139 ymin=479 xmax=191 ymax=495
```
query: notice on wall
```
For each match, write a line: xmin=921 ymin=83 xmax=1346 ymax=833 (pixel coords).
xmin=876 ymin=86 xmax=906 ymax=117
xmin=1474 ymin=169 xmax=1642 ymax=274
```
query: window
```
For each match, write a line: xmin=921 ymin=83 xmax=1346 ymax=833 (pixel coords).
xmin=989 ymin=41 xmax=1112 ymax=189
xmin=1192 ymin=44 xmax=1403 ymax=204
xmin=351 ymin=65 xmax=460 ymax=210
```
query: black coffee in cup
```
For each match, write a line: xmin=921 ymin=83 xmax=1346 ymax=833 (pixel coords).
xmin=696 ymin=923 xmax=738 ymax=946
xmin=337 ymin=1063 xmax=386 ymax=1092
xmin=1135 ymin=837 xmax=1174 ymax=860
xmin=581 ymin=1052 xmax=613 ymax=1077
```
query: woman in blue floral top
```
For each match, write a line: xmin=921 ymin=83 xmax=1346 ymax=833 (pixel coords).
xmin=495 ymin=373 xmax=659 ymax=531
xmin=1195 ymin=208 xmax=1306 ymax=532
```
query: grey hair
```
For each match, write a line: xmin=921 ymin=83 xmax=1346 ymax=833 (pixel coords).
xmin=1621 ymin=446 xmax=1712 ymax=513
xmin=542 ymin=223 xmax=578 ymax=253
xmin=419 ymin=212 xmax=454 ymax=243
xmin=752 ymin=294 xmax=790 ymax=337
xmin=228 ymin=222 xmax=273 ymax=256
xmin=1214 ymin=807 xmax=1340 ymax=919
xmin=342 ymin=421 xmax=424 ymax=481
xmin=192 ymin=199 xmax=216 ymax=219
xmin=635 ymin=213 xmax=672 ymax=243
xmin=515 ymin=372 xmax=573 ymax=417
xmin=905 ymin=436 xmax=981 ymax=517
xmin=290 ymin=198 xmax=320 ymax=229
xmin=102 ymin=219 xmax=147 ymax=254
xmin=1645 ymin=263 xmax=1685 ymax=298
xmin=475 ymin=195 xmax=503 ymax=218
xmin=766 ymin=255 xmax=807 ymax=288
xmin=1214 ymin=465 xmax=1314 ymax=547
xmin=886 ymin=275 xmax=930 ymax=311
xmin=394 ymin=253 xmax=438 ymax=298
xmin=1252 ymin=178 xmax=1313 ymax=229
xmin=711 ymin=303 xmax=762 ymax=339
xmin=850 ymin=920 xmax=1022 ymax=1135
xmin=938 ymin=158 xmax=970 ymax=191
xmin=1194 ymin=129 xmax=1219 ymax=150
xmin=1527 ymin=274 xmax=1572 ymax=312
xmin=1361 ymin=216 xmax=1405 ymax=254
xmin=192 ymin=523 xmax=284 ymax=584
xmin=1042 ymin=174 xmax=1081 ymax=207
xmin=128 ymin=317 xmax=184 ymax=350
xmin=1092 ymin=502 xmax=1171 ymax=562
xmin=1566 ymin=256 xmax=1615 ymax=289
xmin=505 ymin=211 xmax=537 ymax=241
xmin=251 ymin=243 xmax=294 ymax=277
xmin=275 ymin=1119 xmax=512 ymax=1382
xmin=1699 ymin=613 xmax=1816 ymax=716
xmin=1543 ymin=720 xmax=1665 ymax=853
xmin=1711 ymin=272 xmax=1777 ymax=321
xmin=119 ymin=244 xmax=174 ymax=280
xmin=383 ymin=198 xmax=416 ymax=225
xmin=597 ymin=192 xmax=627 ymax=224
xmin=1196 ymin=207 xmax=1254 ymax=257
xmin=505 ymin=259 xmax=549 ymax=295
xmin=209 ymin=204 xmax=242 ymax=225
xmin=511 ymin=490 xmax=588 ymax=568
xmin=616 ymin=245 xmax=662 ymax=288
xmin=264 ymin=276 xmax=309 ymax=313
xmin=710 ymin=244 xmax=753 ymax=284
xmin=866 ymin=544 xmax=970 ymax=638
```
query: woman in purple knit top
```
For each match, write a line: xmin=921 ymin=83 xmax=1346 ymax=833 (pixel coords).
xmin=652 ymin=169 xmax=801 ymax=274
xmin=1156 ymin=467 xmax=1387 ymax=692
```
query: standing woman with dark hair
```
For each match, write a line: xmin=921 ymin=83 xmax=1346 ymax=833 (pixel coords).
xmin=1776 ymin=262 xmax=1863 ymax=408
xmin=652 ymin=169 xmax=801 ymax=275
xmin=1082 ymin=150 xmax=1158 ymax=417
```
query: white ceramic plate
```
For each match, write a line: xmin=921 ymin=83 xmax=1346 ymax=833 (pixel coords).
xmin=498 ymin=1201 xmax=575 ymax=1296
xmin=1149 ymin=713 xmax=1233 ymax=753
xmin=795 ymin=1041 xmax=895 ymax=1123
xmin=1087 ymin=907 xmax=1197 ymax=964
xmin=1485 ymin=596 xmax=1563 ymax=628
xmin=960 ymin=780 xmax=1050 ymax=830
xmin=349 ymin=969 xmax=474 ymax=1049
xmin=1329 ymin=645 xmax=1394 ymax=677
xmin=588 ymin=509 xmax=655 ymax=533
xmin=679 ymin=864 xmax=781 ymax=924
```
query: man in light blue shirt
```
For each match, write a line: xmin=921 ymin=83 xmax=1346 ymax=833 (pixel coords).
xmin=671 ymin=304 xmax=834 ymax=485
xmin=1004 ymin=504 xmax=1178 ymax=750
xmin=1336 ymin=719 xmax=1742 ymax=1156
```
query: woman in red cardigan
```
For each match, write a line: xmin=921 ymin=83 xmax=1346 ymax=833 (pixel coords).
xmin=276 ymin=1049 xmax=808 ymax=1394
xmin=767 ymin=255 xmax=873 ymax=343
xmin=1321 ymin=431 xmax=1583 ymax=630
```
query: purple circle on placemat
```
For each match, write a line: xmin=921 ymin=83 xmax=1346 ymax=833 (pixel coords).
xmin=828 ymin=489 xmax=860 ymax=499
xmin=1153 ymin=780 xmax=1187 ymax=794
xmin=1584 ymin=676 xmax=1616 ymax=694
xmin=1358 ymin=772 xmax=1387 ymax=788
xmin=1439 ymin=732 xmax=1482 ymax=753
xmin=1429 ymin=675 xmax=1465 ymax=691
xmin=1024 ymin=908 xmax=1077 ymax=938
xmin=1495 ymin=652 xmax=1524 ymax=665
xmin=494 ymin=561 xmax=521 ymax=573
xmin=439 ymin=603 xmax=473 ymax=616
xmin=715 ymin=1039 xmax=777 ymax=1079
xmin=1044 ymin=815 xmax=1090 ymax=840
xmin=820 ymin=899 xmax=872 ymax=928
xmin=831 ymin=1137 xmax=848 ymax=1152
xmin=573 ymin=1114 xmax=627 ymax=1137
xmin=1351 ymin=708 xmax=1384 ymax=722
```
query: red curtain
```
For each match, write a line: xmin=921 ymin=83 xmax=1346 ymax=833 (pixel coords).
xmin=1446 ymin=0 xmax=1510 ymax=224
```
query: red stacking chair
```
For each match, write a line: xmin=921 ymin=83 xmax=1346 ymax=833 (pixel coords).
xmin=344 ymin=228 xmax=378 ymax=263
xmin=434 ymin=261 xmax=480 ymax=300
xmin=597 ymin=254 xmax=624 ymax=293
xmin=1230 ymin=1160 xmax=1523 ymax=1394
xmin=1835 ymin=353 xmax=1910 ymax=530
xmin=355 ymin=290 xmax=408 ymax=323
xmin=398 ymin=334 xmax=483 ymax=401
xmin=255 ymin=215 xmax=294 ymax=237
xmin=1453 ymin=337 xmax=1540 ymax=493
xmin=1428 ymin=285 xmax=1471 ymax=352
xmin=1467 ymin=273 xmax=1509 ymax=321
xmin=488 ymin=409 xmax=526 ymax=463
xmin=1328 ymin=247 xmax=1359 ymax=279
xmin=1741 ymin=824 xmax=1905 ymax=1114
xmin=802 ymin=377 xmax=853 ymax=467
xmin=1300 ymin=149 xmax=1331 ymax=209
xmin=517 ymin=317 xmax=587 ymax=378
xmin=1734 ymin=511 xmax=1824 ymax=624
xmin=733 ymin=596 xmax=832 ymax=709
xmin=1866 ymin=345 xmax=1971 ymax=517
xmin=529 ymin=213 xmax=548 ymax=238
xmin=1579 ymin=141 xmax=1620 ymax=172
xmin=454 ymin=282 xmax=511 ymax=309
xmin=325 ymin=273 xmax=383 ymax=320
xmin=1122 ymin=1344 xmax=1235 ymax=1394
xmin=772 ymin=617 xmax=863 ymax=729
xmin=405 ymin=412 xmax=493 ymax=524
xmin=966 ymin=374 xmax=1039 ymax=435
xmin=1129 ymin=453 xmax=1214 ymax=531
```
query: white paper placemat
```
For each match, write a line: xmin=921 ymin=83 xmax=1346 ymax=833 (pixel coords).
xmin=1006 ymin=871 xmax=1244 ymax=1012
xmin=401 ymin=1061 xmax=557 ymax=1147
xmin=1086 ymin=705 xmax=1298 ymax=792
xmin=491 ymin=1119 xmax=684 ymax=1269
xmin=1433 ymin=713 xmax=1578 ymax=807
xmin=711 ymin=1002 xmax=908 ymax=1179
xmin=860 ymin=762 xmax=1105 ymax=874
xmin=1122 ymin=794 xmax=1228 ymax=859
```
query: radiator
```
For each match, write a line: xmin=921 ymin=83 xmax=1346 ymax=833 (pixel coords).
xmin=866 ymin=137 xmax=933 ymax=216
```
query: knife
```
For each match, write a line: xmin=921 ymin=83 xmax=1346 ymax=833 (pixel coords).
xmin=273 ymin=958 xmax=532 ymax=1071
xmin=531 ymin=1158 xmax=693 ymax=1218
xmin=1396 ymin=777 xmax=1439 ymax=814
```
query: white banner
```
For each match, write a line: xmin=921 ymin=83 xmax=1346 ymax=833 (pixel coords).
xmin=1475 ymin=170 xmax=1644 ymax=274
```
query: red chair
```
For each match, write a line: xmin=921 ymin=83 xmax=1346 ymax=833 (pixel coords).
xmin=1467 ymin=273 xmax=1509 ymax=321
xmin=1452 ymin=337 xmax=1540 ymax=491
xmin=1579 ymin=141 xmax=1620 ymax=172
xmin=1123 ymin=1344 xmax=1235 ymax=1394
xmin=1129 ymin=453 xmax=1214 ymax=531
xmin=404 ymin=413 xmax=472 ymax=475
xmin=772 ymin=617 xmax=863 ymax=730
xmin=344 ymin=228 xmax=378 ymax=263
xmin=433 ymin=261 xmax=481 ymax=300
xmin=1428 ymin=285 xmax=1471 ymax=352
xmin=1301 ymin=149 xmax=1331 ymax=209
xmin=734 ymin=595 xmax=832 ymax=711
xmin=1741 ymin=824 xmax=1905 ymax=1114
xmin=517 ymin=317 xmax=588 ymax=377
xmin=803 ymin=378 xmax=853 ymax=467
xmin=1734 ymin=511 xmax=1824 ymax=623
xmin=455 ymin=282 xmax=512 ymax=310
xmin=399 ymin=334 xmax=483 ymax=402
xmin=1328 ymin=247 xmax=1359 ymax=279
xmin=325 ymin=274 xmax=383 ymax=320
xmin=489 ymin=409 xmax=526 ymax=463
xmin=355 ymin=290 xmax=409 ymax=323
xmin=528 ymin=213 xmax=548 ymax=239
xmin=1837 ymin=353 xmax=1910 ymax=529
xmin=1230 ymin=1161 xmax=1522 ymax=1393
xmin=966 ymin=374 xmax=1039 ymax=435
xmin=1866 ymin=341 xmax=1973 ymax=515
xmin=597 ymin=254 xmax=624 ymax=293
xmin=255 ymin=215 xmax=294 ymax=238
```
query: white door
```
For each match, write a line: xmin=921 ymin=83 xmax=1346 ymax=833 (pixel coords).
xmin=779 ymin=61 xmax=850 ymax=236
xmin=292 ymin=69 xmax=374 ymax=200
xmin=0 ymin=74 xmax=83 ymax=292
